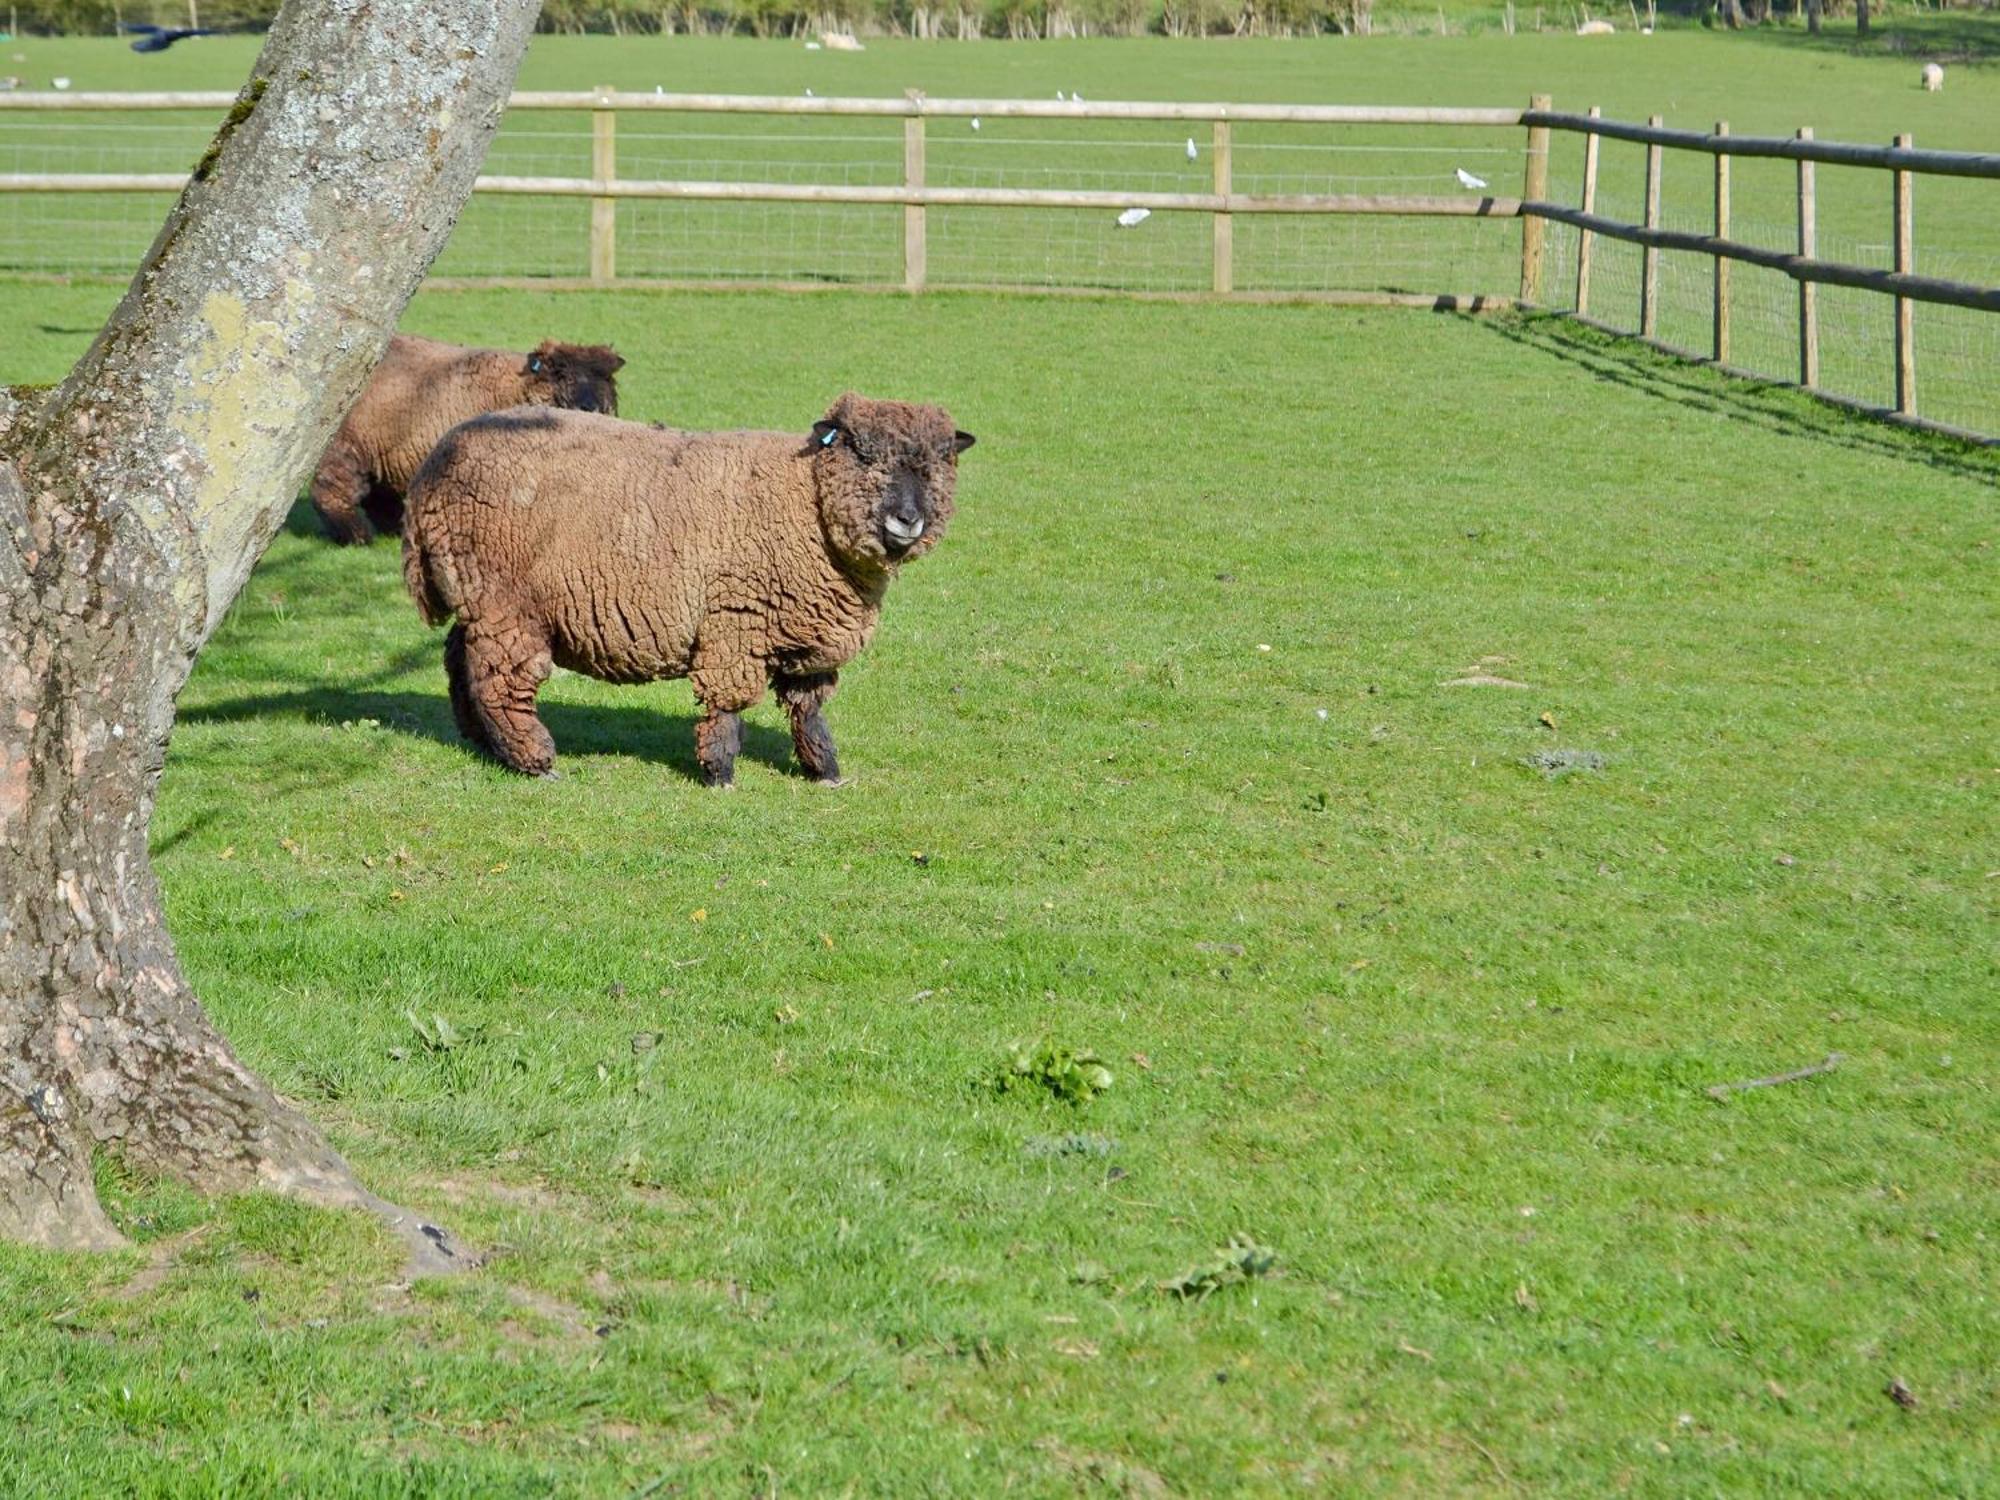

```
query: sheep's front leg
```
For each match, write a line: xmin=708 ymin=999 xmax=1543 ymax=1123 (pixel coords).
xmin=691 ymin=654 xmax=764 ymax=789
xmin=774 ymin=670 xmax=841 ymax=784
xmin=310 ymin=432 xmax=376 ymax=545
xmin=459 ymin=619 xmax=558 ymax=776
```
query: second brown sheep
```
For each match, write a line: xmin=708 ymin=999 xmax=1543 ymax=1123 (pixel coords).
xmin=310 ymin=333 xmax=624 ymax=545
xmin=402 ymin=393 xmax=975 ymax=785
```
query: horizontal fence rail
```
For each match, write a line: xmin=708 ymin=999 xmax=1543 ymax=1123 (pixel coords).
xmin=1523 ymin=201 xmax=2000 ymax=315
xmin=0 ymin=89 xmax=1993 ymax=442
xmin=0 ymin=89 xmax=1527 ymax=126
xmin=1524 ymin=110 xmax=2000 ymax=182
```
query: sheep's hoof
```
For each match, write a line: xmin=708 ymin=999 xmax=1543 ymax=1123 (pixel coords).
xmin=533 ymin=768 xmax=563 ymax=781
xmin=816 ymin=775 xmax=848 ymax=789
xmin=706 ymin=779 xmax=736 ymax=792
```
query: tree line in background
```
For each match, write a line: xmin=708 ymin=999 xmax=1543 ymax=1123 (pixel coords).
xmin=0 ymin=0 xmax=1978 ymax=45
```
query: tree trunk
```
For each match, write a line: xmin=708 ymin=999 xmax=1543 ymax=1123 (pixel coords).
xmin=1855 ymin=0 xmax=1868 ymax=33
xmin=0 ymin=0 xmax=542 ymax=1263
xmin=1805 ymin=0 xmax=1820 ymax=32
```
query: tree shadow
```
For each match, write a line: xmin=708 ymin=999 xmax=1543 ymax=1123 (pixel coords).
xmin=1474 ymin=311 xmax=2000 ymax=483
xmin=283 ymin=495 xmax=326 ymax=540
xmin=180 ymin=685 xmax=800 ymax=783
xmin=1737 ymin=13 xmax=2000 ymax=63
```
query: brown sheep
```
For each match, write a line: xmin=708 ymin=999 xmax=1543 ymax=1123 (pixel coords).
xmin=401 ymin=393 xmax=975 ymax=786
xmin=310 ymin=333 xmax=624 ymax=545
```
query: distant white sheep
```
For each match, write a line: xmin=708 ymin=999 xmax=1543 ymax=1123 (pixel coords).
xmin=819 ymin=31 xmax=864 ymax=50
xmin=1921 ymin=63 xmax=1944 ymax=92
xmin=1576 ymin=18 xmax=1614 ymax=33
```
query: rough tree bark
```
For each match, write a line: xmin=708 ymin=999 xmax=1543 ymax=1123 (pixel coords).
xmin=0 ymin=0 xmax=542 ymax=1264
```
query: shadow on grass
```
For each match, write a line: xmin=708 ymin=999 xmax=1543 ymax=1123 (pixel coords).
xmin=1736 ymin=14 xmax=2000 ymax=63
xmin=1476 ymin=311 xmax=2000 ymax=482
xmin=181 ymin=685 xmax=799 ymax=783
xmin=283 ymin=495 xmax=326 ymax=541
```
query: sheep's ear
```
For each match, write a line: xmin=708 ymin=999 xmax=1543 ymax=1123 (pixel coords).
xmin=811 ymin=420 xmax=841 ymax=449
xmin=952 ymin=430 xmax=976 ymax=454
xmin=607 ymin=353 xmax=627 ymax=373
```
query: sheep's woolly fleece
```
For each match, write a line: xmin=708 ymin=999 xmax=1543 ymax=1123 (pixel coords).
xmin=401 ymin=392 xmax=973 ymax=785
xmin=310 ymin=333 xmax=623 ymax=544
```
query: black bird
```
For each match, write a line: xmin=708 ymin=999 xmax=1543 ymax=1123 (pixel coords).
xmin=122 ymin=23 xmax=222 ymax=53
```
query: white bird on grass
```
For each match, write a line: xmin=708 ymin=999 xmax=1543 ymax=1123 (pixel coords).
xmin=51 ymin=76 xmax=71 ymax=90
xmin=970 ymin=117 xmax=980 ymax=131
xmin=1055 ymin=89 xmax=1066 ymax=101
xmin=1186 ymin=137 xmax=1198 ymax=161
xmin=1455 ymin=166 xmax=1489 ymax=191
xmin=1115 ymin=207 xmax=1150 ymax=228
xmin=804 ymin=87 xmax=815 ymax=97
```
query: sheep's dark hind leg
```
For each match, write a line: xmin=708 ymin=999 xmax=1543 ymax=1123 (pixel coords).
xmin=442 ymin=624 xmax=491 ymax=752
xmin=458 ymin=621 xmax=558 ymax=776
xmin=774 ymin=671 xmax=841 ymax=784
xmin=694 ymin=710 xmax=743 ymax=788
xmin=310 ymin=435 xmax=375 ymax=545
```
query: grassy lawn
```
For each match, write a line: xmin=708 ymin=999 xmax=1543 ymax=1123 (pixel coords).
xmin=1 ymin=273 xmax=1994 ymax=1493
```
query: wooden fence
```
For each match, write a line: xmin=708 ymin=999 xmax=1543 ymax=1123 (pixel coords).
xmin=1518 ymin=108 xmax=2000 ymax=441
xmin=1 ymin=88 xmax=1995 ymax=442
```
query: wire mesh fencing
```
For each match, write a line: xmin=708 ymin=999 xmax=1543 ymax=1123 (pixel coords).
xmin=0 ymin=92 xmax=1993 ymax=439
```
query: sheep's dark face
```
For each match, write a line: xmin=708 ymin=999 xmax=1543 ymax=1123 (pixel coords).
xmin=521 ymin=340 xmax=625 ymax=416
xmin=808 ymin=393 xmax=974 ymax=572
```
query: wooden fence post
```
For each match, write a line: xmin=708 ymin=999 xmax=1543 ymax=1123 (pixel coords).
xmin=1212 ymin=119 xmax=1233 ymax=295
xmin=904 ymin=90 xmax=927 ymax=292
xmin=1713 ymin=119 xmax=1730 ymax=363
xmin=589 ymin=84 xmax=616 ymax=283
xmin=1640 ymin=114 xmax=1663 ymax=337
xmin=1796 ymin=126 xmax=1818 ymax=389
xmin=1893 ymin=131 xmax=1915 ymax=415
xmin=1574 ymin=105 xmax=1600 ymax=316
xmin=1519 ymin=93 xmax=1551 ymax=303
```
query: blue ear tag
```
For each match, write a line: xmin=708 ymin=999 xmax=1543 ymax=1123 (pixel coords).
xmin=529 ymin=356 xmax=543 ymax=373
xmin=820 ymin=427 xmax=838 ymax=447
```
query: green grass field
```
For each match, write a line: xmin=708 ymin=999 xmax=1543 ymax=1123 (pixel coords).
xmin=4 ymin=23 xmax=2000 ymax=1496
xmin=2 ymin=271 xmax=1995 ymax=1493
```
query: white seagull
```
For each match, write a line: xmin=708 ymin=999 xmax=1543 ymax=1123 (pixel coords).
xmin=1186 ymin=137 xmax=1198 ymax=161
xmin=1055 ymin=90 xmax=1066 ymax=101
xmin=51 ymin=76 xmax=71 ymax=90
xmin=1455 ymin=167 xmax=1489 ymax=191
xmin=1115 ymin=207 xmax=1150 ymax=228
xmin=970 ymin=117 xmax=980 ymax=131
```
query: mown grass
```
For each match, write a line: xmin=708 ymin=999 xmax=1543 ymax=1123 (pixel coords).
xmin=1 ymin=272 xmax=1994 ymax=1494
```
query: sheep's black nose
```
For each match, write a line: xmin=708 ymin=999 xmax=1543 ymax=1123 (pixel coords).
xmin=889 ymin=471 xmax=925 ymax=524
